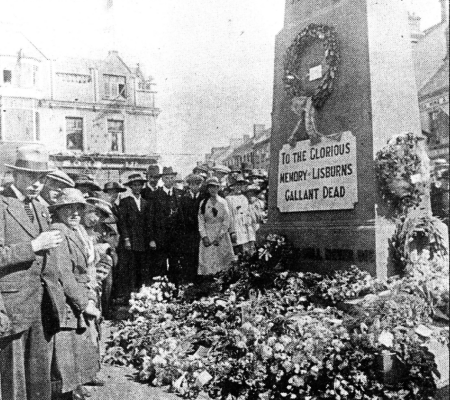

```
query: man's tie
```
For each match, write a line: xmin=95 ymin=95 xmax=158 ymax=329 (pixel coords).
xmin=24 ymin=198 xmax=34 ymax=223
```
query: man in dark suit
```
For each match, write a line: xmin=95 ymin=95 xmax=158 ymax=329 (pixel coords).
xmin=0 ymin=144 xmax=63 ymax=400
xmin=141 ymin=165 xmax=161 ymax=203
xmin=148 ymin=167 xmax=185 ymax=286
xmin=179 ymin=174 xmax=204 ymax=282
xmin=117 ymin=173 xmax=149 ymax=293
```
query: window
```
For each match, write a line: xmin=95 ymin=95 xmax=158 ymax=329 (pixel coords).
xmin=32 ymin=66 xmax=38 ymax=86
xmin=107 ymin=119 xmax=124 ymax=152
xmin=66 ymin=117 xmax=83 ymax=150
xmin=103 ymin=75 xmax=126 ymax=99
xmin=429 ymin=111 xmax=439 ymax=134
xmin=3 ymin=70 xmax=12 ymax=84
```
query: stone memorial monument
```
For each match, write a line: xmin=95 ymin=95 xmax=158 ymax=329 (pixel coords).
xmin=265 ymin=0 xmax=423 ymax=278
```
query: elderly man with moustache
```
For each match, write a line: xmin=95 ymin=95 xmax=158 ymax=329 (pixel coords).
xmin=0 ymin=144 xmax=63 ymax=400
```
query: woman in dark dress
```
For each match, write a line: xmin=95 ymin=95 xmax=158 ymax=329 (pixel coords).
xmin=47 ymin=188 xmax=101 ymax=400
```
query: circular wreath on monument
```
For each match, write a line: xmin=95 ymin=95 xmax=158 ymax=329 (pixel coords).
xmin=375 ymin=132 xmax=429 ymax=213
xmin=284 ymin=23 xmax=340 ymax=108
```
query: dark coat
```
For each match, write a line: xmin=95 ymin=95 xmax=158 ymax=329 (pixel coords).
xmin=46 ymin=223 xmax=92 ymax=329
xmin=117 ymin=196 xmax=149 ymax=252
xmin=0 ymin=187 xmax=54 ymax=335
xmin=141 ymin=185 xmax=158 ymax=203
xmin=148 ymin=187 xmax=185 ymax=252
xmin=179 ymin=191 xmax=203 ymax=256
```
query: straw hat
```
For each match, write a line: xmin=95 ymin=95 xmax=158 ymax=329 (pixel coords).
xmin=86 ymin=197 xmax=113 ymax=218
xmin=48 ymin=188 xmax=87 ymax=210
xmin=124 ymin=173 xmax=146 ymax=186
xmin=205 ymin=177 xmax=220 ymax=187
xmin=46 ymin=170 xmax=75 ymax=188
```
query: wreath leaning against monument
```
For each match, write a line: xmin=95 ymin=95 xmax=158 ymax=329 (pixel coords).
xmin=284 ymin=23 xmax=340 ymax=145
xmin=375 ymin=132 xmax=429 ymax=213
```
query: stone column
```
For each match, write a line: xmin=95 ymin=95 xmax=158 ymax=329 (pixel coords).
xmin=264 ymin=0 xmax=424 ymax=278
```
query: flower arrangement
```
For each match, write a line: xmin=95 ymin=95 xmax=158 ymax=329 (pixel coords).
xmin=390 ymin=216 xmax=449 ymax=319
xmin=284 ymin=23 xmax=340 ymax=108
xmin=313 ymin=266 xmax=386 ymax=304
xmin=105 ymin=237 xmax=441 ymax=399
xmin=375 ymin=132 xmax=429 ymax=213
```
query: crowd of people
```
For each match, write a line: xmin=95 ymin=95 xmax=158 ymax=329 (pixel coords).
xmin=0 ymin=144 xmax=268 ymax=400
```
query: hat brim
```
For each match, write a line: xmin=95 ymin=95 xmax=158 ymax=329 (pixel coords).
xmin=124 ymin=179 xmax=146 ymax=186
xmin=103 ymin=187 xmax=127 ymax=193
xmin=161 ymin=172 xmax=178 ymax=177
xmin=75 ymin=182 xmax=102 ymax=191
xmin=49 ymin=201 xmax=87 ymax=210
xmin=4 ymin=164 xmax=55 ymax=173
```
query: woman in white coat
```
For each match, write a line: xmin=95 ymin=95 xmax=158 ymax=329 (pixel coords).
xmin=198 ymin=178 xmax=235 ymax=276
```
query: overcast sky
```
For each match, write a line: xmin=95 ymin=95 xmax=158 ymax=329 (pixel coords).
xmin=0 ymin=0 xmax=443 ymax=174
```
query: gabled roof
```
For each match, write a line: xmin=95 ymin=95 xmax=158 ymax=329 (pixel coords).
xmin=0 ymin=24 xmax=48 ymax=61
xmin=53 ymin=51 xmax=138 ymax=77
xmin=419 ymin=57 xmax=449 ymax=99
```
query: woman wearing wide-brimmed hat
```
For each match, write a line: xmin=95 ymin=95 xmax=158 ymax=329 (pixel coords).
xmin=226 ymin=174 xmax=255 ymax=255
xmin=198 ymin=177 xmax=235 ymax=276
xmin=47 ymin=188 xmax=101 ymax=400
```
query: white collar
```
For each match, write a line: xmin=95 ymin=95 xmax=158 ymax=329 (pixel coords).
xmin=130 ymin=193 xmax=141 ymax=201
xmin=10 ymin=184 xmax=27 ymax=202
xmin=163 ymin=186 xmax=173 ymax=195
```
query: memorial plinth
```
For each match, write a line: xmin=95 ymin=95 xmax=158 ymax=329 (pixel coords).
xmin=264 ymin=0 xmax=422 ymax=278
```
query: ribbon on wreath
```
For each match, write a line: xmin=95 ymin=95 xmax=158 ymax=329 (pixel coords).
xmin=288 ymin=96 xmax=342 ymax=147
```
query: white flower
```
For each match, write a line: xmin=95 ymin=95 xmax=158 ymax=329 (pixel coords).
xmin=378 ymin=330 xmax=394 ymax=348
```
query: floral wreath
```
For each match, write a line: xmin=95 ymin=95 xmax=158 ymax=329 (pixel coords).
xmin=284 ymin=23 xmax=340 ymax=109
xmin=375 ymin=132 xmax=428 ymax=213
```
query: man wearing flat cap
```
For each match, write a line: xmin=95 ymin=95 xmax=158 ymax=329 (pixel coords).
xmin=0 ymin=144 xmax=64 ymax=400
xmin=117 ymin=173 xmax=150 ymax=293
xmin=147 ymin=167 xmax=185 ymax=285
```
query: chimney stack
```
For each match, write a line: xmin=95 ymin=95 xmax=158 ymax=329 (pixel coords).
xmin=253 ymin=124 xmax=266 ymax=138
xmin=408 ymin=13 xmax=424 ymax=44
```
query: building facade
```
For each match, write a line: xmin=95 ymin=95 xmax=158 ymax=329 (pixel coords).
xmin=0 ymin=25 xmax=160 ymax=184
xmin=411 ymin=0 xmax=449 ymax=167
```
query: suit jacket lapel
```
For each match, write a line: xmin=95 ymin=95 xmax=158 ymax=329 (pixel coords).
xmin=34 ymin=201 xmax=50 ymax=233
xmin=6 ymin=198 xmax=39 ymax=237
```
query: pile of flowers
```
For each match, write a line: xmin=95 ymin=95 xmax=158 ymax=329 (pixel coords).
xmin=105 ymin=236 xmax=445 ymax=399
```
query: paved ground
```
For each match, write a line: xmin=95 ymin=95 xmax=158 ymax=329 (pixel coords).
xmin=89 ymin=364 xmax=179 ymax=400
xmin=89 ymin=319 xmax=180 ymax=400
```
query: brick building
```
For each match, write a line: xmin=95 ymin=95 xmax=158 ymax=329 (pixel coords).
xmin=0 ymin=24 xmax=160 ymax=184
